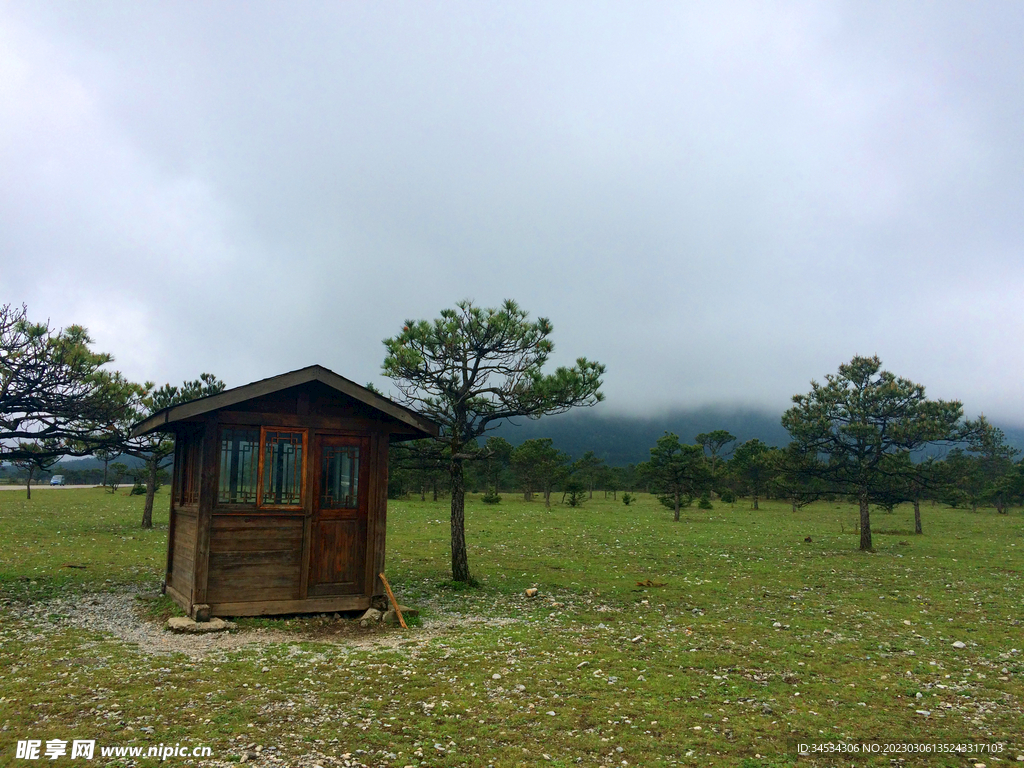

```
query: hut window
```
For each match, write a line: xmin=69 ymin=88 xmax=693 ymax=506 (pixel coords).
xmin=321 ymin=445 xmax=360 ymax=509
xmin=218 ymin=428 xmax=260 ymax=504
xmin=176 ymin=431 xmax=202 ymax=506
xmin=261 ymin=430 xmax=305 ymax=507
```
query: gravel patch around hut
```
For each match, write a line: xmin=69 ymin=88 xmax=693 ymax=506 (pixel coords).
xmin=6 ymin=587 xmax=519 ymax=659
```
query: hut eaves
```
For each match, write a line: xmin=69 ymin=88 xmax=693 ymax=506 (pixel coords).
xmin=131 ymin=364 xmax=438 ymax=439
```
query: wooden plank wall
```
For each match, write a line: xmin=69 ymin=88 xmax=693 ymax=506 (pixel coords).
xmin=168 ymin=510 xmax=197 ymax=596
xmin=206 ymin=514 xmax=304 ymax=603
xmin=370 ymin=432 xmax=389 ymax=597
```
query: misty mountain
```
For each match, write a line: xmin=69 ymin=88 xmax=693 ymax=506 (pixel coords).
xmin=490 ymin=408 xmax=1024 ymax=467
xmin=52 ymin=455 xmax=146 ymax=472
xmin=491 ymin=407 xmax=791 ymax=466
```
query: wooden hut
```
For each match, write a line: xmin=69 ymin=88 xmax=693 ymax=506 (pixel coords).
xmin=132 ymin=365 xmax=438 ymax=619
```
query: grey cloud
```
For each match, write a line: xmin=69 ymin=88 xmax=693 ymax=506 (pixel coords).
xmin=2 ymin=1 xmax=1022 ymax=421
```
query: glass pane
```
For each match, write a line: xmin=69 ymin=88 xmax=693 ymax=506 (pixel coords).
xmin=178 ymin=431 xmax=202 ymax=506
xmin=262 ymin=430 xmax=304 ymax=506
xmin=218 ymin=428 xmax=259 ymax=504
xmin=321 ymin=445 xmax=360 ymax=509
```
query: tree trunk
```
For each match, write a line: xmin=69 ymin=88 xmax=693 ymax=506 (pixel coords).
xmin=859 ymin=491 xmax=872 ymax=551
xmin=544 ymin=488 xmax=551 ymax=508
xmin=791 ymin=498 xmax=797 ymax=513
xmin=432 ymin=478 xmax=438 ymax=502
xmin=996 ymin=497 xmax=1006 ymax=515
xmin=102 ymin=457 xmax=109 ymax=487
xmin=142 ymin=457 xmax=157 ymax=529
xmin=25 ymin=467 xmax=33 ymax=500
xmin=914 ymin=498 xmax=922 ymax=534
xmin=753 ymin=494 xmax=759 ymax=510
xmin=674 ymin=490 xmax=680 ymax=522
xmin=449 ymin=456 xmax=470 ymax=583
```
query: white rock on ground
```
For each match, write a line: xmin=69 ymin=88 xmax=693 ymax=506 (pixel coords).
xmin=360 ymin=607 xmax=383 ymax=622
xmin=166 ymin=616 xmax=236 ymax=633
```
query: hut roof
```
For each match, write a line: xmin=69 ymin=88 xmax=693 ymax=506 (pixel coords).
xmin=131 ymin=364 xmax=439 ymax=439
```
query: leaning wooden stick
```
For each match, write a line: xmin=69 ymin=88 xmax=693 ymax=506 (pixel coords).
xmin=378 ymin=573 xmax=407 ymax=629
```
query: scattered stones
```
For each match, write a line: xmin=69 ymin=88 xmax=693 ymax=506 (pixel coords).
xmin=631 ymin=635 xmax=644 ymax=643
xmin=166 ymin=616 xmax=236 ymax=634
xmin=952 ymin=641 xmax=967 ymax=649
xmin=915 ymin=710 xmax=931 ymax=717
xmin=525 ymin=588 xmax=539 ymax=597
xmin=577 ymin=661 xmax=590 ymax=669
xmin=492 ymin=673 xmax=502 ymax=680
xmin=772 ymin=621 xmax=782 ymax=628
xmin=358 ymin=608 xmax=383 ymax=627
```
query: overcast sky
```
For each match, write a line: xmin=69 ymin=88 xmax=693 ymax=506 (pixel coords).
xmin=2 ymin=1 xmax=1022 ymax=423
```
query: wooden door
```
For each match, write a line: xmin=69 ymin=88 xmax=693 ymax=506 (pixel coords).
xmin=307 ymin=435 xmax=370 ymax=597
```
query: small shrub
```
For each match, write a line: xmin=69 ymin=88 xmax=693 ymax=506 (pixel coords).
xmin=698 ymin=491 xmax=713 ymax=510
xmin=720 ymin=489 xmax=736 ymax=504
xmin=481 ymin=490 xmax=501 ymax=504
xmin=622 ymin=493 xmax=633 ymax=506
xmin=564 ymin=479 xmax=586 ymax=508
xmin=107 ymin=462 xmax=128 ymax=494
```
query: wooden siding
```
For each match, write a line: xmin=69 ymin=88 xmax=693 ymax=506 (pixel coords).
xmin=207 ymin=595 xmax=370 ymax=617
xmin=167 ymin=509 xmax=197 ymax=596
xmin=206 ymin=514 xmax=304 ymax=604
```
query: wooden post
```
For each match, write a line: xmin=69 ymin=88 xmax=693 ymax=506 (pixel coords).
xmin=379 ymin=573 xmax=407 ymax=629
xmin=191 ymin=415 xmax=219 ymax=617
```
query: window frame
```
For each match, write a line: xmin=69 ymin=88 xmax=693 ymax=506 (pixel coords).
xmin=214 ymin=425 xmax=308 ymax=511
xmin=216 ymin=426 xmax=261 ymax=507
xmin=256 ymin=426 xmax=308 ymax=511
xmin=319 ymin=441 xmax=362 ymax=511
xmin=174 ymin=428 xmax=203 ymax=508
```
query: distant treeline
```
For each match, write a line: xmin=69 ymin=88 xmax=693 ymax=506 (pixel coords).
xmin=0 ymin=454 xmax=147 ymax=486
xmin=388 ymin=425 xmax=1024 ymax=519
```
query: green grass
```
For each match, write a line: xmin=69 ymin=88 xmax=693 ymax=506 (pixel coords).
xmin=1 ymin=488 xmax=1022 ymax=766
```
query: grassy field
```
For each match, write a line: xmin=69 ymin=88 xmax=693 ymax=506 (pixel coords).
xmin=0 ymin=488 xmax=1022 ymax=767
